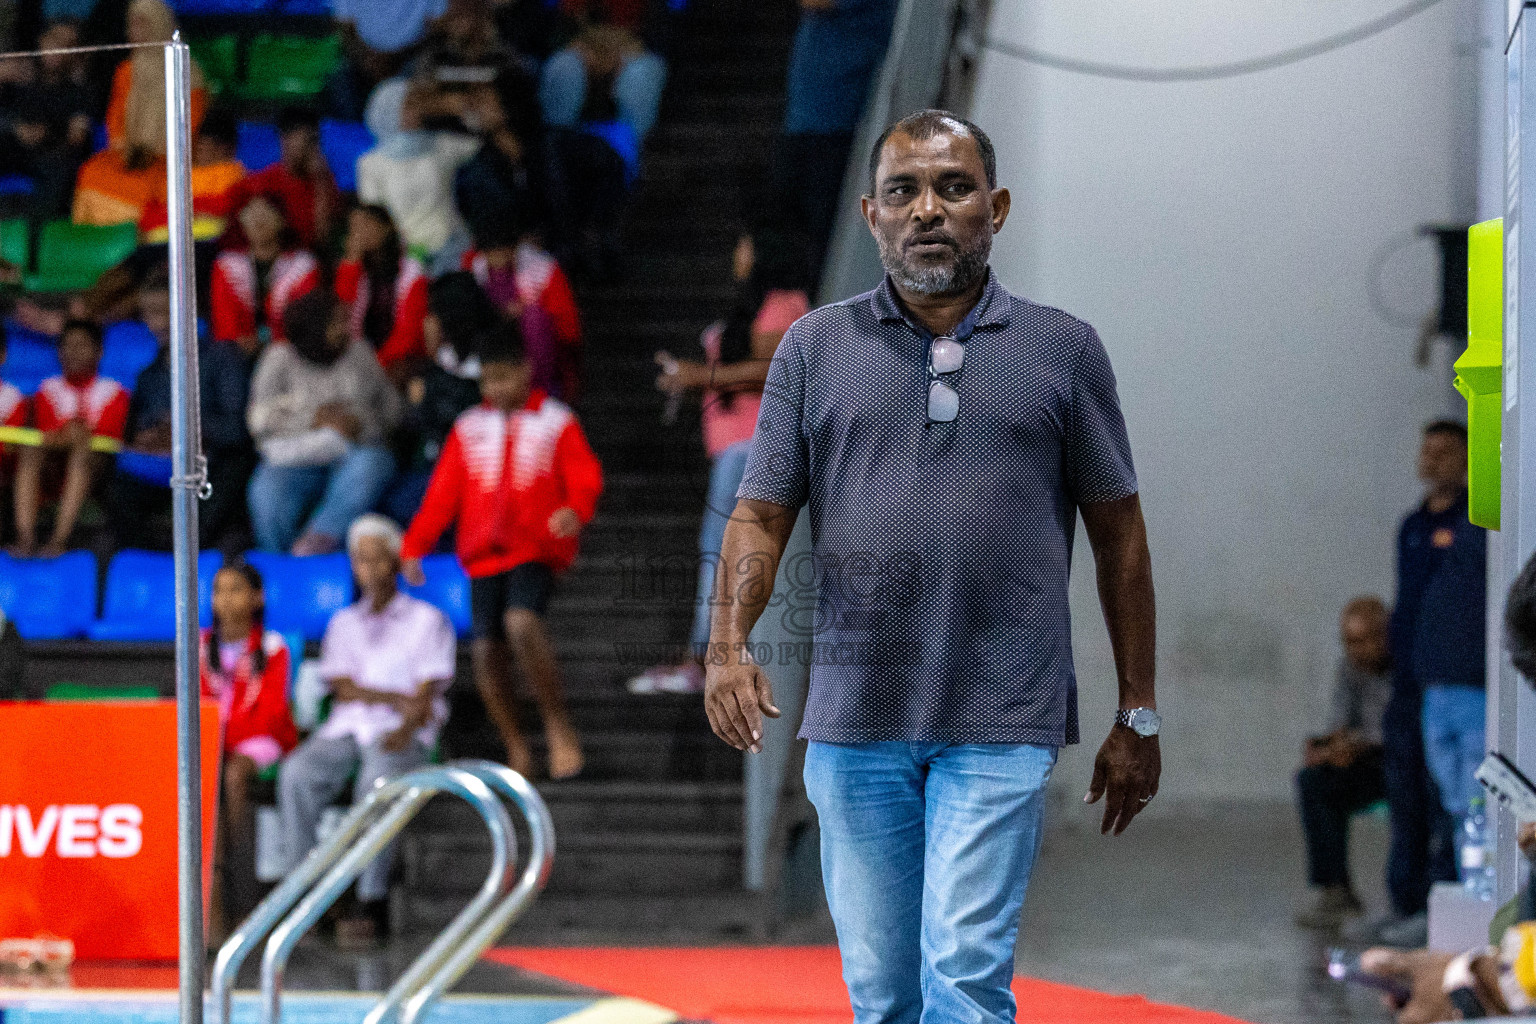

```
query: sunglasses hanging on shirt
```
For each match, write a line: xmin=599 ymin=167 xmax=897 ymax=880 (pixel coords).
xmin=927 ymin=335 xmax=965 ymax=423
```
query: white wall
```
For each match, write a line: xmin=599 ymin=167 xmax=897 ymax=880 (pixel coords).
xmin=969 ymin=0 xmax=1481 ymax=801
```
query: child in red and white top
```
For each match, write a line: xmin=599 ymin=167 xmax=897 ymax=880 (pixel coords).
xmin=13 ymin=319 xmax=129 ymax=558
xmin=335 ymin=205 xmax=430 ymax=379
xmin=210 ymin=194 xmax=319 ymax=356
xmin=401 ymin=321 xmax=602 ymax=780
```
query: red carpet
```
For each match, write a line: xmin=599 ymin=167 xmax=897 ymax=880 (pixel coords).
xmin=487 ymin=947 xmax=1254 ymax=1024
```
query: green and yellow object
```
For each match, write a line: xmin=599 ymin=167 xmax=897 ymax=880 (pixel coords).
xmin=0 ymin=425 xmax=121 ymax=453
xmin=1456 ymin=217 xmax=1503 ymax=529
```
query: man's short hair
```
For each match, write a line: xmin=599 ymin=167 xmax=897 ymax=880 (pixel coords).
xmin=199 ymin=107 xmax=239 ymax=151
xmin=476 ymin=319 xmax=527 ymax=367
xmin=60 ymin=318 xmax=102 ymax=349
xmin=1342 ymin=595 xmax=1387 ymax=629
xmin=347 ymin=513 xmax=403 ymax=559
xmin=867 ymin=109 xmax=997 ymax=196
xmin=1425 ymin=419 xmax=1469 ymax=445
xmin=1507 ymin=551 xmax=1536 ymax=682
xmin=276 ymin=106 xmax=321 ymax=136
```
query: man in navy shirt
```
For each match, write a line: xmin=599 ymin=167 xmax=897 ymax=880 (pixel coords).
xmin=1374 ymin=421 xmax=1482 ymax=945
xmin=707 ymin=111 xmax=1158 ymax=1022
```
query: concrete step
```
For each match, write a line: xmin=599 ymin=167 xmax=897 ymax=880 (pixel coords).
xmin=401 ymin=828 xmax=743 ymax=896
xmin=400 ymin=889 xmax=766 ymax=943
xmin=411 ymin=780 xmax=742 ymax=835
xmin=441 ymin=725 xmax=742 ymax=782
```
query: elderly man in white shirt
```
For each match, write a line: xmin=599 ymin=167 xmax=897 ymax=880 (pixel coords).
xmin=277 ymin=513 xmax=456 ymax=945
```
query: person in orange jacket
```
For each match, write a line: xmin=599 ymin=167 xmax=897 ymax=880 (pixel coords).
xmin=402 ymin=319 xmax=602 ymax=780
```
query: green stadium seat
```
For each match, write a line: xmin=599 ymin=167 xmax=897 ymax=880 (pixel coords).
xmin=26 ymin=221 xmax=138 ymax=294
xmin=189 ymin=34 xmax=241 ymax=97
xmin=45 ymin=682 xmax=160 ymax=700
xmin=238 ymin=34 xmax=340 ymax=101
xmin=0 ymin=219 xmax=28 ymax=271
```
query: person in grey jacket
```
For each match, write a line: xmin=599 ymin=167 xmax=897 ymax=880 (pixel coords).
xmin=246 ymin=290 xmax=402 ymax=555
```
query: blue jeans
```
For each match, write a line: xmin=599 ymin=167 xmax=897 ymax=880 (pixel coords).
xmin=1422 ymin=683 xmax=1487 ymax=866
xmin=689 ymin=439 xmax=753 ymax=651
xmin=247 ymin=446 xmax=396 ymax=552
xmin=538 ymin=47 xmax=668 ymax=144
xmin=804 ymin=741 xmax=1057 ymax=1024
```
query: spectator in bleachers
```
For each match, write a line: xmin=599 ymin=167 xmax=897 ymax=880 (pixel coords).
xmin=335 ymin=0 xmax=447 ymax=97
xmin=462 ymin=216 xmax=574 ymax=400
xmin=72 ymin=0 xmax=207 ymax=226
xmin=627 ymin=225 xmax=811 ymax=694
xmin=378 ymin=271 xmax=486 ymax=527
xmin=112 ymin=272 xmax=253 ymax=550
xmin=0 ymin=20 xmax=96 ymax=220
xmin=1293 ymin=597 xmax=1392 ymax=930
xmin=138 ymin=107 xmax=247 ymax=245
xmin=279 ymin=513 xmax=456 ymax=947
xmin=402 ymin=321 xmax=601 ymax=779
xmin=335 ymin=204 xmax=430 ymax=377
xmin=0 ymin=331 xmax=31 ymax=540
xmin=210 ymin=194 xmax=320 ymax=356
xmin=454 ymin=79 xmax=544 ymax=252
xmin=420 ymin=0 xmax=515 ymax=78
xmin=776 ymin=0 xmax=898 ymax=275
xmin=539 ymin=22 xmax=665 ymax=144
xmin=538 ymin=22 xmax=658 ymax=278
xmin=12 ymin=318 xmax=128 ymax=558
xmin=233 ymin=107 xmax=340 ymax=254
xmin=357 ymin=76 xmax=482 ymax=274
xmin=200 ymin=560 xmax=297 ymax=937
xmin=246 ymin=290 xmax=401 ymax=556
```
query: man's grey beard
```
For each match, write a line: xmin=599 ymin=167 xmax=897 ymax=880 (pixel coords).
xmin=876 ymin=232 xmax=991 ymax=296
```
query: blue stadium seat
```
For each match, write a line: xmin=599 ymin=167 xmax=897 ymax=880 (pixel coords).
xmin=403 ymin=554 xmax=472 ymax=636
xmin=0 ymin=550 xmax=97 ymax=638
xmin=172 ymin=0 xmax=273 ymax=13
xmin=275 ymin=0 xmax=331 ymax=13
xmin=0 ymin=175 xmax=35 ymax=197
xmin=100 ymin=320 xmax=160 ymax=389
xmin=237 ymin=121 xmax=283 ymax=173
xmin=243 ymin=550 xmax=354 ymax=641
xmin=319 ymin=119 xmax=373 ymax=193
xmin=88 ymin=550 xmax=223 ymax=641
xmin=2 ymin=322 xmax=61 ymax=396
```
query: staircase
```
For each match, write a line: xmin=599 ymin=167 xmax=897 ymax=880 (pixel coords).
xmin=400 ymin=0 xmax=800 ymax=943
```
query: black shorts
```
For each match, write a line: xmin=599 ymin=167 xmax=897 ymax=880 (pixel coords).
xmin=470 ymin=562 xmax=556 ymax=639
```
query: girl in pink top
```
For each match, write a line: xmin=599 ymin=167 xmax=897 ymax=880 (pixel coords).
xmin=630 ymin=227 xmax=811 ymax=694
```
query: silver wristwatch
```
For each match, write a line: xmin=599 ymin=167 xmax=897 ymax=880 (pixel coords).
xmin=1116 ymin=707 xmax=1161 ymax=738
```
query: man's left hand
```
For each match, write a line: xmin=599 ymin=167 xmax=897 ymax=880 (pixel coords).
xmin=1084 ymin=724 xmax=1160 ymax=836
xmin=1359 ymin=948 xmax=1458 ymax=1024
xmin=379 ymin=726 xmax=413 ymax=752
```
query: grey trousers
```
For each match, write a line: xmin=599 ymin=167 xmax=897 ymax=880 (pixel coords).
xmin=277 ymin=733 xmax=429 ymax=901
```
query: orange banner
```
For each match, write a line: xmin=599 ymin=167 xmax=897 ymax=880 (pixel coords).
xmin=0 ymin=700 xmax=220 ymax=961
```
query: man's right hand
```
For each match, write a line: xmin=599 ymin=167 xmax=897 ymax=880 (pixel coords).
xmin=705 ymin=653 xmax=781 ymax=754
xmin=402 ymin=558 xmax=425 ymax=587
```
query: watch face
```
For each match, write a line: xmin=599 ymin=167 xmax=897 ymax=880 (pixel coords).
xmin=1129 ymin=708 xmax=1161 ymax=737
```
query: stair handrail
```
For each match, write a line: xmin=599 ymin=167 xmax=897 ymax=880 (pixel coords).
xmin=393 ymin=760 xmax=555 ymax=1024
xmin=210 ymin=768 xmax=441 ymax=1024
xmin=258 ymin=765 xmax=514 ymax=1024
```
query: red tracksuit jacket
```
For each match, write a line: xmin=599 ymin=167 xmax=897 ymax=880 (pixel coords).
xmin=401 ymin=390 xmax=603 ymax=578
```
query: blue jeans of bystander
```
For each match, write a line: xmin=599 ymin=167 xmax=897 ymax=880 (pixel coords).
xmin=804 ymin=740 xmax=1057 ymax=1024
xmin=1422 ymin=682 xmax=1487 ymax=870
xmin=247 ymin=445 xmax=397 ymax=552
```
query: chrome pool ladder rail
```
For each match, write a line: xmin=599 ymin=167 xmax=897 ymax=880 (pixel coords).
xmin=210 ymin=760 xmax=554 ymax=1024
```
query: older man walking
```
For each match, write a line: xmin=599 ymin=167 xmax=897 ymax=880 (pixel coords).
xmin=704 ymin=110 xmax=1159 ymax=1021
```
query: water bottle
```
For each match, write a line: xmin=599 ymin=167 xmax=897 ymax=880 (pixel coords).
xmin=1463 ymin=795 xmax=1495 ymax=900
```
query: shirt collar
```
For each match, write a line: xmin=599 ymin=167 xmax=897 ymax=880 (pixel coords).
xmin=359 ymin=590 xmax=409 ymax=619
xmin=869 ymin=268 xmax=1011 ymax=338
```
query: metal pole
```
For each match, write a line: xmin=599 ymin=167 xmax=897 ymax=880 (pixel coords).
xmin=166 ymin=33 xmax=207 ymax=1024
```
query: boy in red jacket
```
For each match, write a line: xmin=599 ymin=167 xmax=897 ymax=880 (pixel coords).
xmin=402 ymin=321 xmax=602 ymax=779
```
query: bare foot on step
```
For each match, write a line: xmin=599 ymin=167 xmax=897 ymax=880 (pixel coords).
xmin=546 ymin=726 xmax=584 ymax=780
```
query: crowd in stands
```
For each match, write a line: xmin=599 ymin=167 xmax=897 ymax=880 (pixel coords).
xmin=0 ymin=0 xmax=902 ymax=947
